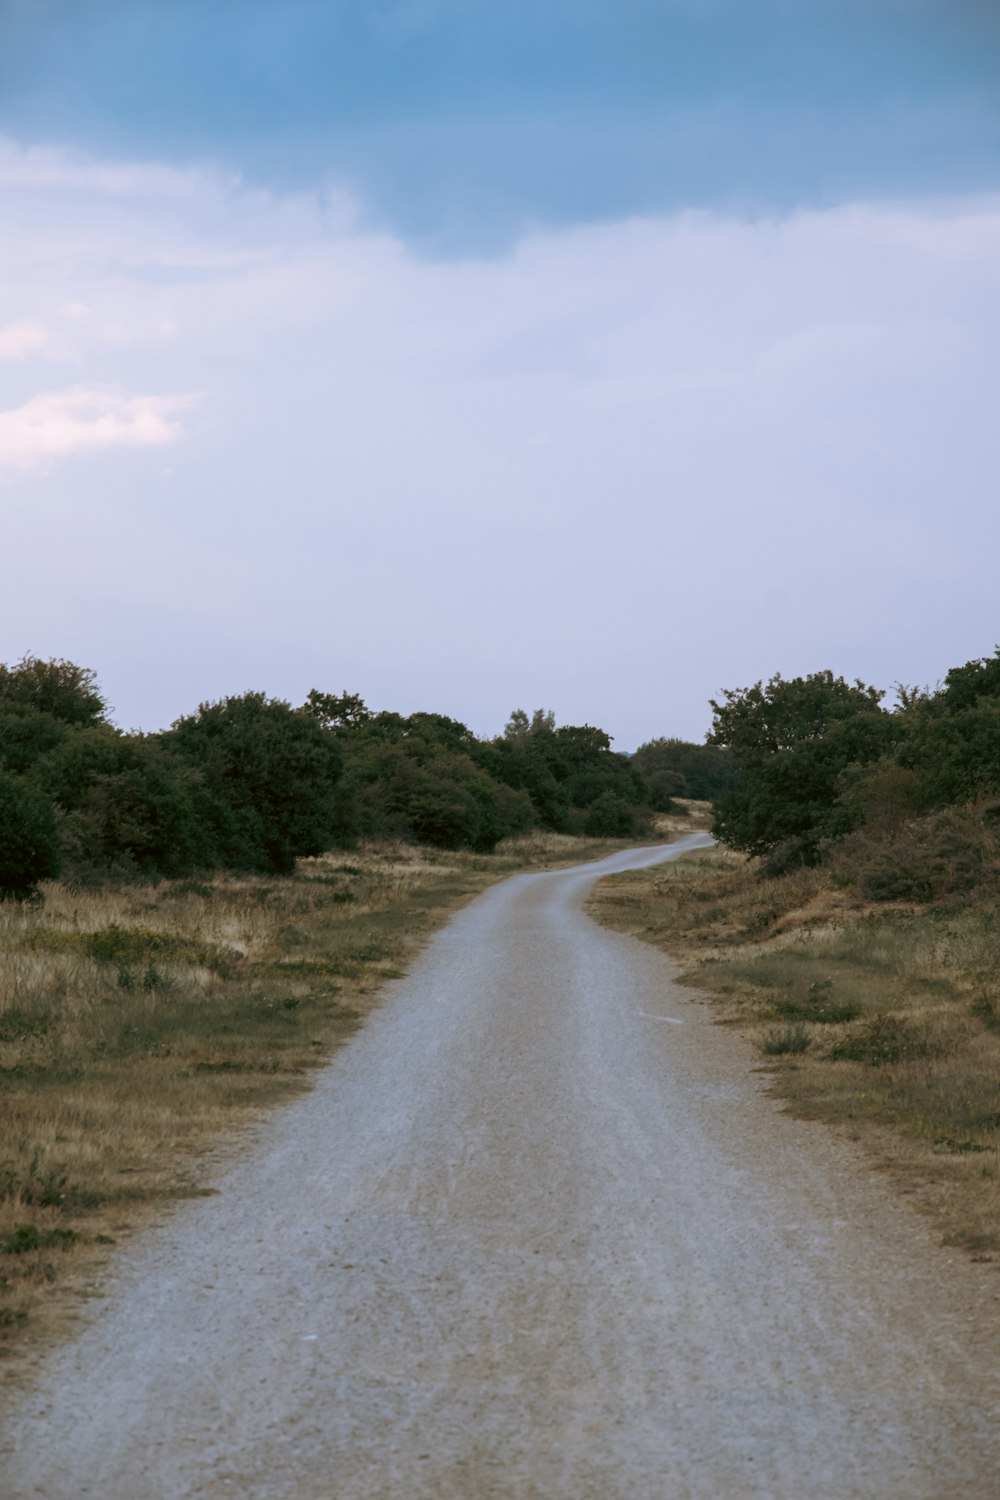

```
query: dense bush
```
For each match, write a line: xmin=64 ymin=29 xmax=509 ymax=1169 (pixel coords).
xmin=487 ymin=711 xmax=646 ymax=830
xmin=0 ymin=658 xmax=667 ymax=880
xmin=631 ymin=738 xmax=740 ymax=803
xmin=166 ymin=693 xmax=344 ymax=874
xmin=30 ymin=727 xmax=211 ymax=879
xmin=699 ymin=647 xmax=1000 ymax=911
xmin=708 ymin=672 xmax=896 ymax=862
xmin=0 ymin=771 xmax=61 ymax=899
xmin=0 ymin=656 xmax=108 ymax=727
xmin=834 ymin=808 xmax=999 ymax=904
xmin=584 ymin=791 xmax=640 ymax=837
xmin=0 ymin=710 xmax=69 ymax=775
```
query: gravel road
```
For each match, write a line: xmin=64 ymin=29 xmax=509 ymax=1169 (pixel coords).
xmin=2 ymin=835 xmax=999 ymax=1498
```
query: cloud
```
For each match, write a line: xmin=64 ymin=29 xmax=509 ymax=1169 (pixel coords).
xmin=0 ymin=388 xmax=194 ymax=472
xmin=1 ymin=139 xmax=998 ymax=739
xmin=0 ymin=322 xmax=50 ymax=360
xmin=0 ymin=137 xmax=224 ymax=200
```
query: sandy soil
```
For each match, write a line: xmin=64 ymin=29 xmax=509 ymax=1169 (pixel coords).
xmin=2 ymin=834 xmax=998 ymax=1498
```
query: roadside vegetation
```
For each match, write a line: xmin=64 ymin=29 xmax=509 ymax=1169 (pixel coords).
xmin=0 ymin=657 xmax=673 ymax=901
xmin=0 ymin=652 xmax=709 ymax=1353
xmin=592 ymin=650 xmax=1000 ymax=1261
xmin=0 ymin=829 xmax=636 ymax=1352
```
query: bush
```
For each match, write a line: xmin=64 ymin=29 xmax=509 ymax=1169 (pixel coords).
xmin=165 ymin=694 xmax=345 ymax=874
xmin=32 ymin=728 xmax=212 ymax=880
xmin=0 ymin=771 xmax=60 ymax=900
xmin=584 ymin=792 xmax=638 ymax=838
xmin=828 ymin=1014 xmax=940 ymax=1067
xmin=631 ymin=738 xmax=739 ymax=802
xmin=0 ymin=656 xmax=108 ymax=727
xmin=0 ymin=710 xmax=69 ymax=775
xmin=760 ymin=1024 xmax=811 ymax=1055
xmin=834 ymin=808 xmax=999 ymax=904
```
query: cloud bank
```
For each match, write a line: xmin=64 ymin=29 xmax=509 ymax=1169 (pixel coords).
xmin=1 ymin=139 xmax=998 ymax=741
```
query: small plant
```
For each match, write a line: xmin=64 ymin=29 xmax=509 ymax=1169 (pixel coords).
xmin=971 ymin=996 xmax=1000 ymax=1032
xmin=760 ymin=1024 xmax=811 ymax=1055
xmin=774 ymin=980 xmax=862 ymax=1026
xmin=828 ymin=1013 xmax=939 ymax=1067
xmin=3 ymin=1224 xmax=78 ymax=1255
xmin=0 ymin=1008 xmax=52 ymax=1042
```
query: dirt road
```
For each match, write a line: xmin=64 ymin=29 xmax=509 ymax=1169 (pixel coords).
xmin=2 ymin=835 xmax=998 ymax=1498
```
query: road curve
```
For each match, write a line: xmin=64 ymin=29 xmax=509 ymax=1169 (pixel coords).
xmin=2 ymin=835 xmax=999 ymax=1498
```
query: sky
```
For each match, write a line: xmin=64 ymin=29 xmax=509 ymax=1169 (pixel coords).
xmin=1 ymin=1 xmax=999 ymax=746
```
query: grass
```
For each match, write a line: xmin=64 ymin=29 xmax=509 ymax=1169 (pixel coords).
xmin=589 ymin=837 xmax=1000 ymax=1260
xmin=0 ymin=830 xmax=635 ymax=1354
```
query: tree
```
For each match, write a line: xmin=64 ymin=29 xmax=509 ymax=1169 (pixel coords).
xmin=0 ymin=656 xmax=108 ymax=727
xmin=584 ymin=791 xmax=639 ymax=838
xmin=504 ymin=707 xmax=555 ymax=743
xmin=709 ymin=671 xmax=884 ymax=758
xmin=0 ymin=710 xmax=69 ymax=775
xmin=165 ymin=694 xmax=344 ymax=874
xmin=631 ymin=738 xmax=740 ymax=802
xmin=0 ymin=771 xmax=60 ymax=899
xmin=33 ymin=727 xmax=213 ymax=878
xmin=302 ymin=690 xmax=371 ymax=731
xmin=708 ymin=672 xmax=894 ymax=862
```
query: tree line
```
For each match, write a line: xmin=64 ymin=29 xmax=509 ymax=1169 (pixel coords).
xmin=708 ymin=649 xmax=1000 ymax=899
xmin=0 ymin=657 xmax=729 ymax=898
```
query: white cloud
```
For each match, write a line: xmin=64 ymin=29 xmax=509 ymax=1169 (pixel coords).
xmin=0 ymin=137 xmax=225 ymax=200
xmin=0 ymin=387 xmax=194 ymax=471
xmin=0 ymin=322 xmax=50 ymax=360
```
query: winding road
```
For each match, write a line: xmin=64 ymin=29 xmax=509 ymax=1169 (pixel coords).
xmin=2 ymin=835 xmax=999 ymax=1498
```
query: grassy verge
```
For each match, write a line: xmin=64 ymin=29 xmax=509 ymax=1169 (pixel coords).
xmin=589 ymin=833 xmax=1000 ymax=1260
xmin=0 ymin=831 xmax=633 ymax=1355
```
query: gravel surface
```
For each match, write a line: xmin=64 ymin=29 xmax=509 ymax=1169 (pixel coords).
xmin=2 ymin=835 xmax=999 ymax=1498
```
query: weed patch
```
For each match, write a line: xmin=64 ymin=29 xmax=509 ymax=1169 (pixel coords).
xmin=761 ymin=1024 xmax=811 ymax=1055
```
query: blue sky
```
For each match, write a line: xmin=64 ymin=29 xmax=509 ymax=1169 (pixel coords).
xmin=3 ymin=1 xmax=1000 ymax=243
xmin=1 ymin=1 xmax=999 ymax=741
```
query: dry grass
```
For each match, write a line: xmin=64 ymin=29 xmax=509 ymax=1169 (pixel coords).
xmin=590 ymin=840 xmax=1000 ymax=1259
xmin=0 ymin=831 xmax=629 ymax=1354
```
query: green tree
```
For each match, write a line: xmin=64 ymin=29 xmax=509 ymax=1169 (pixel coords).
xmin=584 ymin=791 xmax=639 ymax=838
xmin=0 ymin=656 xmax=108 ymax=727
xmin=708 ymin=672 xmax=894 ymax=863
xmin=0 ymin=710 xmax=69 ymax=775
xmin=631 ymin=738 xmax=740 ymax=803
xmin=166 ymin=693 xmax=344 ymax=874
xmin=32 ymin=726 xmax=213 ymax=878
xmin=0 ymin=771 xmax=60 ymax=899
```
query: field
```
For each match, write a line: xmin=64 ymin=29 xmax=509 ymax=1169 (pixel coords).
xmin=591 ymin=834 xmax=1000 ymax=1259
xmin=0 ymin=832 xmax=627 ymax=1354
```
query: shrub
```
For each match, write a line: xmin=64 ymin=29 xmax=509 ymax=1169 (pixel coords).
xmin=631 ymin=738 xmax=740 ymax=801
xmin=584 ymin=792 xmax=638 ymax=838
xmin=0 ymin=656 xmax=108 ymax=727
xmin=760 ymin=1024 xmax=811 ymax=1055
xmin=828 ymin=1014 xmax=940 ymax=1067
xmin=0 ymin=710 xmax=69 ymax=775
xmin=834 ymin=808 xmax=999 ymax=904
xmin=0 ymin=771 xmax=60 ymax=900
xmin=165 ymin=693 xmax=345 ymax=874
xmin=33 ymin=727 xmax=212 ymax=879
